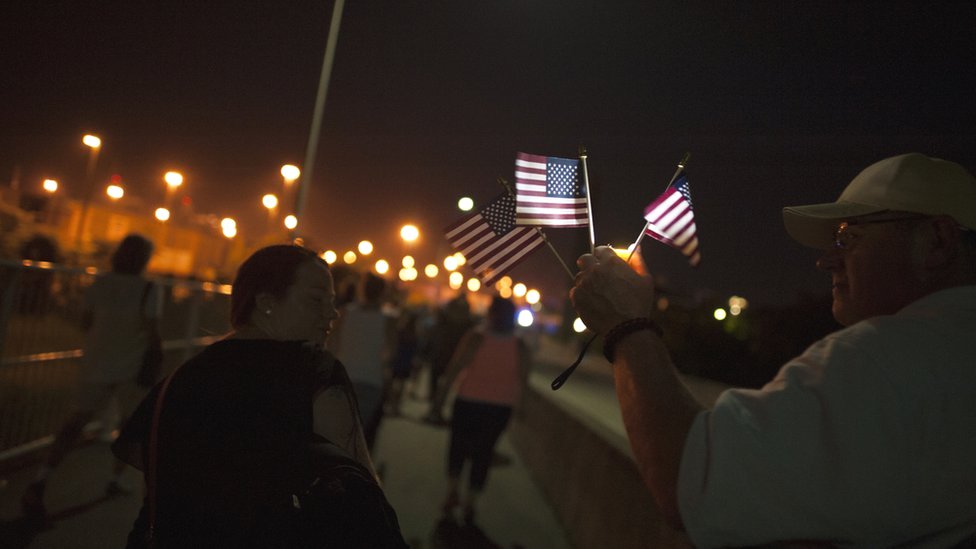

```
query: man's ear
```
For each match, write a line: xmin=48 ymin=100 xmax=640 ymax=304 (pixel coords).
xmin=922 ymin=217 xmax=961 ymax=269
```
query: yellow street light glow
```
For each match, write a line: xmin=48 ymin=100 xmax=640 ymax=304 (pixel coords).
xmin=82 ymin=134 xmax=101 ymax=149
xmin=424 ymin=264 xmax=438 ymax=278
xmin=322 ymin=250 xmax=337 ymax=264
xmin=498 ymin=276 xmax=513 ymax=288
xmin=106 ymin=185 xmax=124 ymax=200
xmin=402 ymin=255 xmax=415 ymax=268
xmin=573 ymin=317 xmax=587 ymax=333
xmin=164 ymin=171 xmax=184 ymax=188
xmin=42 ymin=179 xmax=58 ymax=193
xmin=448 ymin=272 xmax=464 ymax=289
xmin=517 ymin=310 xmax=534 ymax=327
xmin=457 ymin=197 xmax=474 ymax=211
xmin=155 ymin=207 xmax=171 ymax=221
xmin=375 ymin=259 xmax=390 ymax=274
xmin=280 ymin=164 xmax=300 ymax=183
xmin=713 ymin=308 xmax=728 ymax=321
xmin=443 ymin=255 xmax=458 ymax=271
xmin=283 ymin=214 xmax=298 ymax=230
xmin=358 ymin=240 xmax=373 ymax=255
xmin=220 ymin=217 xmax=236 ymax=230
xmin=453 ymin=252 xmax=466 ymax=266
xmin=222 ymin=225 xmax=237 ymax=238
xmin=343 ymin=251 xmax=357 ymax=264
xmin=499 ymin=286 xmax=513 ymax=299
xmin=467 ymin=278 xmax=481 ymax=292
xmin=262 ymin=193 xmax=278 ymax=210
xmin=400 ymin=224 xmax=419 ymax=242
xmin=513 ymin=283 xmax=527 ymax=298
xmin=525 ymin=289 xmax=541 ymax=304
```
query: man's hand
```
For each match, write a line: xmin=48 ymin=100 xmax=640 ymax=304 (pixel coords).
xmin=570 ymin=246 xmax=656 ymax=333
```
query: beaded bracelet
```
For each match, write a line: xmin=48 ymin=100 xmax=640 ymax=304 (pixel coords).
xmin=602 ymin=318 xmax=663 ymax=362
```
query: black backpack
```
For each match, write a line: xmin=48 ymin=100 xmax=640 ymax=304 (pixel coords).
xmin=289 ymin=439 xmax=409 ymax=548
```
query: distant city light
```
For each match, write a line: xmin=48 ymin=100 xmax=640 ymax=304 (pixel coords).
xmin=358 ymin=240 xmax=373 ymax=255
xmin=513 ymin=283 xmax=527 ymax=298
xmin=499 ymin=286 xmax=513 ymax=299
xmin=457 ymin=197 xmax=474 ymax=211
xmin=402 ymin=255 xmax=415 ymax=268
xmin=155 ymin=207 xmax=171 ymax=221
xmin=448 ymin=272 xmax=464 ymax=290
xmin=283 ymin=214 xmax=298 ymax=230
xmin=728 ymin=295 xmax=749 ymax=316
xmin=467 ymin=278 xmax=481 ymax=292
xmin=164 ymin=171 xmax=183 ymax=188
xmin=400 ymin=224 xmax=420 ymax=242
xmin=573 ymin=317 xmax=587 ymax=333
xmin=280 ymin=164 xmax=300 ymax=183
xmin=424 ymin=264 xmax=438 ymax=278
xmin=82 ymin=134 xmax=101 ymax=149
xmin=220 ymin=217 xmax=236 ymax=230
xmin=399 ymin=267 xmax=418 ymax=282
xmin=322 ymin=250 xmax=337 ymax=264
xmin=262 ymin=193 xmax=278 ymax=210
xmin=713 ymin=308 xmax=727 ymax=321
xmin=443 ymin=255 xmax=458 ymax=271
xmin=497 ymin=276 xmax=513 ymax=289
xmin=375 ymin=259 xmax=389 ymax=274
xmin=222 ymin=224 xmax=237 ymax=238
xmin=453 ymin=252 xmax=466 ymax=266
xmin=343 ymin=251 xmax=357 ymax=264
xmin=106 ymin=185 xmax=124 ymax=200
xmin=42 ymin=179 xmax=58 ymax=193
xmin=517 ymin=309 xmax=534 ymax=327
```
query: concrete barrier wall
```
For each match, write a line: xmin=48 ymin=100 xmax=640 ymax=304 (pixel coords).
xmin=509 ymin=356 xmax=729 ymax=548
xmin=510 ymin=384 xmax=694 ymax=548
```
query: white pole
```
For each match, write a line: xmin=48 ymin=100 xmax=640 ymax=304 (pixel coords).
xmin=295 ymin=0 xmax=346 ymax=227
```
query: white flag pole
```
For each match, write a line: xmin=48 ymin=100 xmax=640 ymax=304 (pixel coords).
xmin=626 ymin=152 xmax=691 ymax=262
xmin=579 ymin=145 xmax=596 ymax=254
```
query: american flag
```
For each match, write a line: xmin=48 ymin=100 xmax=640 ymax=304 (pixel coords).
xmin=514 ymin=152 xmax=588 ymax=227
xmin=643 ymin=174 xmax=701 ymax=266
xmin=444 ymin=192 xmax=545 ymax=284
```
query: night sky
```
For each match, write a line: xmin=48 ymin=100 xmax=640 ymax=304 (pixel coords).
xmin=2 ymin=1 xmax=974 ymax=308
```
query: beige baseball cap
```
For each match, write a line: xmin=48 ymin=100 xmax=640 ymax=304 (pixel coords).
xmin=783 ymin=153 xmax=976 ymax=249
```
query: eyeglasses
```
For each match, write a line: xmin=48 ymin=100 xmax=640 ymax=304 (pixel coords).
xmin=832 ymin=214 xmax=930 ymax=250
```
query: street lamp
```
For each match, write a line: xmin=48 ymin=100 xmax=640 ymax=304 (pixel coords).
xmin=42 ymin=179 xmax=58 ymax=193
xmin=457 ymin=197 xmax=474 ymax=211
xmin=400 ymin=224 xmax=419 ymax=243
xmin=164 ymin=171 xmax=184 ymax=190
xmin=220 ymin=217 xmax=237 ymax=238
xmin=283 ymin=214 xmax=298 ymax=230
xmin=74 ymin=133 xmax=102 ymax=254
xmin=262 ymin=193 xmax=279 ymax=210
xmin=280 ymin=164 xmax=300 ymax=185
xmin=155 ymin=207 xmax=171 ymax=222
xmin=358 ymin=240 xmax=373 ymax=255
xmin=106 ymin=184 xmax=124 ymax=200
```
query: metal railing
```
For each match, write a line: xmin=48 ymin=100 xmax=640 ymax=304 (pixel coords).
xmin=0 ymin=259 xmax=233 ymax=455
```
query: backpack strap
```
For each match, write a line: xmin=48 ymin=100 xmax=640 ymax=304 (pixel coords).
xmin=145 ymin=360 xmax=185 ymax=547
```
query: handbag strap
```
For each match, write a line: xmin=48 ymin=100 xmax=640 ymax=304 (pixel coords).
xmin=146 ymin=359 xmax=184 ymax=546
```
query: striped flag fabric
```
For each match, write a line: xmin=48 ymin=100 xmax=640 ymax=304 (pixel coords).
xmin=643 ymin=174 xmax=701 ymax=266
xmin=444 ymin=192 xmax=545 ymax=284
xmin=514 ymin=152 xmax=588 ymax=227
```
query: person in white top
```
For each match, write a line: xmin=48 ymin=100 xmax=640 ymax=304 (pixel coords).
xmin=22 ymin=234 xmax=162 ymax=519
xmin=328 ymin=271 xmax=396 ymax=450
xmin=570 ymin=153 xmax=976 ymax=547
